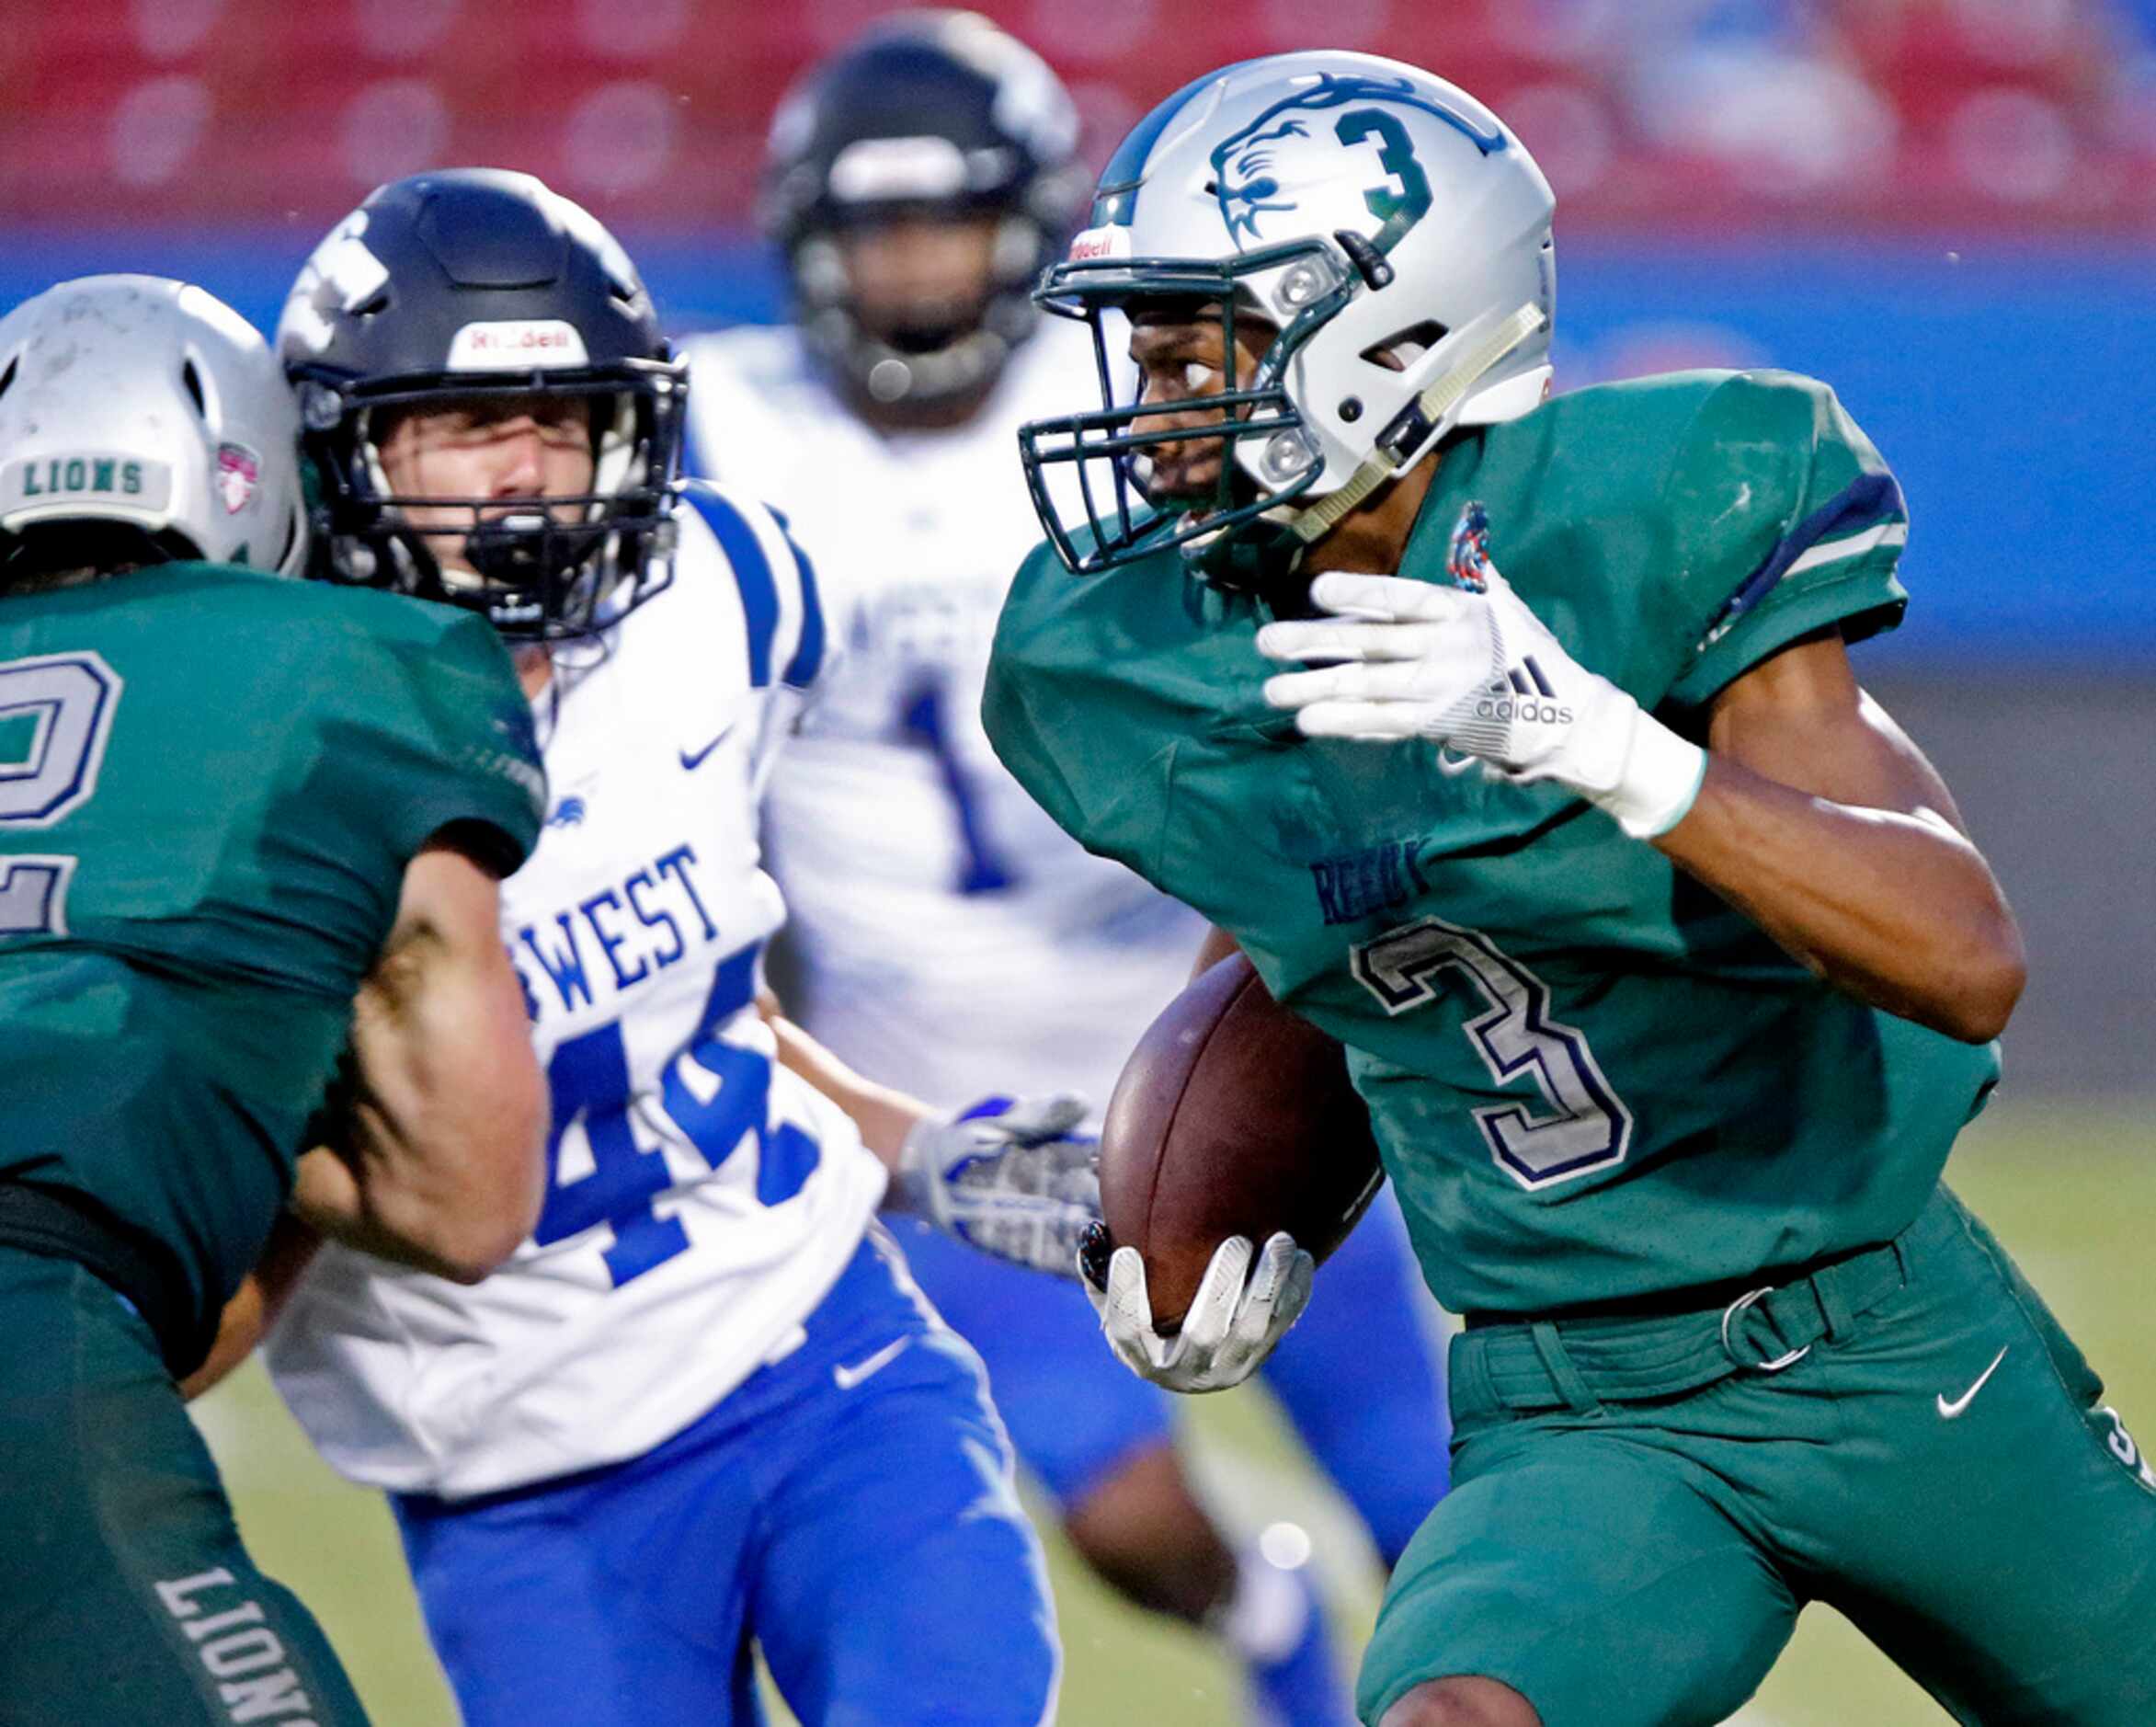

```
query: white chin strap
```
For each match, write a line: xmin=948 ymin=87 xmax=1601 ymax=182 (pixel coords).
xmin=1288 ymin=303 xmax=1548 ymax=547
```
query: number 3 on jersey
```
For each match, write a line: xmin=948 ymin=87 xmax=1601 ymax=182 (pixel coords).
xmin=1352 ymin=914 xmax=1632 ymax=1190
xmin=0 ymin=651 xmax=123 ymax=937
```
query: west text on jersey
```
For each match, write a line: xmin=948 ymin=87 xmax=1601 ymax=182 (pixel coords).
xmin=515 ymin=841 xmax=718 ymax=1016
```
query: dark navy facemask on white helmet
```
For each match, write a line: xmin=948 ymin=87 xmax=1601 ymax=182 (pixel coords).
xmin=279 ymin=168 xmax=687 ymax=641
xmin=760 ymin=9 xmax=1087 ymax=414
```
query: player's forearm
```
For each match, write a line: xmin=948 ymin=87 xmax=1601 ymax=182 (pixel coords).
xmin=763 ymin=1010 xmax=926 ymax=1172
xmin=1653 ymin=752 xmax=2025 ymax=1043
xmin=1191 ymin=923 xmax=1241 ymax=980
xmin=288 ymin=1123 xmax=501 ymax=1281
xmin=180 ymin=1275 xmax=267 ymax=1401
xmin=319 ymin=845 xmax=549 ymax=1282
xmin=335 ymin=945 xmax=549 ymax=1282
xmin=178 ymin=1212 xmax=323 ymax=1401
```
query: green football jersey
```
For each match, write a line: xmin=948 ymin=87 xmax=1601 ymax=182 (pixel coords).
xmin=987 ymin=369 xmax=2001 ymax=1316
xmin=0 ymin=561 xmax=543 ymax=1349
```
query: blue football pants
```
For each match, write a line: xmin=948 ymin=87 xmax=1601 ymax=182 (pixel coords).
xmin=393 ymin=1229 xmax=1058 ymax=1727
xmin=894 ymin=1184 xmax=1449 ymax=1564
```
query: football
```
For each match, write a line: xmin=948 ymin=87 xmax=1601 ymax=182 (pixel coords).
xmin=1097 ymin=951 xmax=1386 ymax=1330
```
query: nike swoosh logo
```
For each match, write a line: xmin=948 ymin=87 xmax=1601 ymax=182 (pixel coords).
xmin=1436 ymin=748 xmax=1480 ymax=777
xmin=1937 ymin=1344 xmax=2009 ymax=1419
xmin=679 ymin=723 xmax=736 ymax=772
xmin=832 ymin=1335 xmax=911 ymax=1391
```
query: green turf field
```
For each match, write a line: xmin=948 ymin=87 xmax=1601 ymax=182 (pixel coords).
xmin=192 ymin=1102 xmax=2155 ymax=1724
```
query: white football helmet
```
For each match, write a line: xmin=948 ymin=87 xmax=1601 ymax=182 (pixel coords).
xmin=1018 ymin=52 xmax=1554 ymax=582
xmin=0 ymin=275 xmax=305 ymax=576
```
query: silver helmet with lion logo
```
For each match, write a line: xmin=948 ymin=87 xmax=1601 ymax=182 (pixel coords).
xmin=1018 ymin=52 xmax=1555 ymax=584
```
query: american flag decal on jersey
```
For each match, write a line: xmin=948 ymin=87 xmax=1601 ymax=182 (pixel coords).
xmin=1447 ymin=500 xmax=1492 ymax=590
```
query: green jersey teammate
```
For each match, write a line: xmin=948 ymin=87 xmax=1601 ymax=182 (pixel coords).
xmin=0 ymin=275 xmax=549 ymax=1725
xmin=985 ymin=52 xmax=2156 ymax=1727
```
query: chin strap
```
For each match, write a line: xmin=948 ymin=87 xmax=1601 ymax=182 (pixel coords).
xmin=1286 ymin=303 xmax=1546 ymax=547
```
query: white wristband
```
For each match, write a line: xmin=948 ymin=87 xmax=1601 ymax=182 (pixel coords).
xmin=1591 ymin=708 xmax=1707 ymax=840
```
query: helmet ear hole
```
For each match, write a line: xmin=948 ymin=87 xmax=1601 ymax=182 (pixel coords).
xmin=180 ymin=359 xmax=207 ymax=417
xmin=0 ymin=358 xmax=17 ymax=401
xmin=1361 ymin=321 xmax=1447 ymax=373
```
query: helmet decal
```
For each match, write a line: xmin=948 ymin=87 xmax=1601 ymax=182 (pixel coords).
xmin=281 ymin=214 xmax=390 ymax=358
xmin=1210 ymin=74 xmax=1502 ymax=249
xmin=0 ymin=276 xmax=306 ymax=576
xmin=1021 ymin=54 xmax=1554 ymax=581
xmin=214 ymin=442 xmax=261 ymax=515
xmin=1446 ymin=500 xmax=1492 ymax=591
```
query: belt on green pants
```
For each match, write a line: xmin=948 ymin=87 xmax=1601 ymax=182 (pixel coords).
xmin=1451 ymin=1207 xmax=1928 ymax=1420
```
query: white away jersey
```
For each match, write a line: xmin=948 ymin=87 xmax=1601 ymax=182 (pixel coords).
xmin=681 ymin=325 xmax=1203 ymax=1109
xmin=266 ymin=485 xmax=889 ymax=1500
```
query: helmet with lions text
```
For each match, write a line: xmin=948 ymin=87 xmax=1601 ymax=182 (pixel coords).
xmin=0 ymin=275 xmax=305 ymax=583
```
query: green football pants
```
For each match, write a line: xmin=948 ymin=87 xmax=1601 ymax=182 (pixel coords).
xmin=0 ymin=1247 xmax=371 ymax=1726
xmin=1360 ymin=1187 xmax=2156 ymax=1726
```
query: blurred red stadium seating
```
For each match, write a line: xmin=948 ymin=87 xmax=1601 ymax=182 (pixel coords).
xmin=1 ymin=0 xmax=2149 ymax=232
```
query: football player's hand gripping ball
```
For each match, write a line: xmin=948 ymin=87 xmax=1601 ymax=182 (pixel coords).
xmin=1258 ymin=566 xmax=1707 ymax=838
xmin=898 ymin=1094 xmax=1101 ymax=1279
xmin=1079 ymin=1229 xmax=1314 ymax=1393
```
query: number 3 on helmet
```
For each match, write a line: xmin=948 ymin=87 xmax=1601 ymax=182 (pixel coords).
xmin=1019 ymin=51 xmax=1556 ymax=583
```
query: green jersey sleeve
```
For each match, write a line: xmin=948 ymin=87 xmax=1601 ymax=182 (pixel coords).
xmin=1661 ymin=371 xmax=1910 ymax=709
xmin=366 ymin=607 xmax=548 ymax=875
xmin=985 ymin=541 xmax=1093 ymax=845
xmin=986 ymin=534 xmax=1220 ymax=882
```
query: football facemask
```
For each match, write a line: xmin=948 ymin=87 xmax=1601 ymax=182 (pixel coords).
xmin=763 ymin=10 xmax=1085 ymax=416
xmin=282 ymin=169 xmax=688 ymax=641
xmin=299 ymin=372 xmax=683 ymax=640
xmin=1016 ymin=53 xmax=1557 ymax=587
xmin=1021 ymin=239 xmax=1354 ymax=586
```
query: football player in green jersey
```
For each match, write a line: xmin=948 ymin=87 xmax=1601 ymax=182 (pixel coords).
xmin=0 ymin=275 xmax=549 ymax=1725
xmin=985 ymin=51 xmax=2156 ymax=1727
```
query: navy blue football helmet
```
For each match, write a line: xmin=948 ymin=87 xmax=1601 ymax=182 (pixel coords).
xmin=761 ymin=10 xmax=1086 ymax=414
xmin=278 ymin=169 xmax=687 ymax=640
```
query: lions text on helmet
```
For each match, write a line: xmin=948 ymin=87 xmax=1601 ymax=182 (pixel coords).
xmin=278 ymin=169 xmax=686 ymax=641
xmin=0 ymin=276 xmax=306 ymax=585
xmin=1017 ymin=52 xmax=1555 ymax=587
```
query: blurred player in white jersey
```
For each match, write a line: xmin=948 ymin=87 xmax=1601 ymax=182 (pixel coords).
xmin=685 ymin=17 xmax=1452 ymax=1723
xmin=237 ymin=168 xmax=1097 ymax=1727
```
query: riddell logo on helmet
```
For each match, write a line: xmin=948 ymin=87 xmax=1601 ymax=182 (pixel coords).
xmin=447 ymin=320 xmax=591 ymax=372
xmin=1066 ymin=227 xmax=1131 ymax=263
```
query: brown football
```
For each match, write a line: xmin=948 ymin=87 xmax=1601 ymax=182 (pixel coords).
xmin=1097 ymin=951 xmax=1386 ymax=1331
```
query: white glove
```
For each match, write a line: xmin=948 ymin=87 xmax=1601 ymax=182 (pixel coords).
xmin=897 ymin=1095 xmax=1100 ymax=1279
xmin=1256 ymin=566 xmax=1706 ymax=839
xmin=1079 ymin=1228 xmax=1314 ymax=1393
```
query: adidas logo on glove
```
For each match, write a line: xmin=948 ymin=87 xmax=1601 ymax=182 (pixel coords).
xmin=1476 ymin=657 xmax=1574 ymax=726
